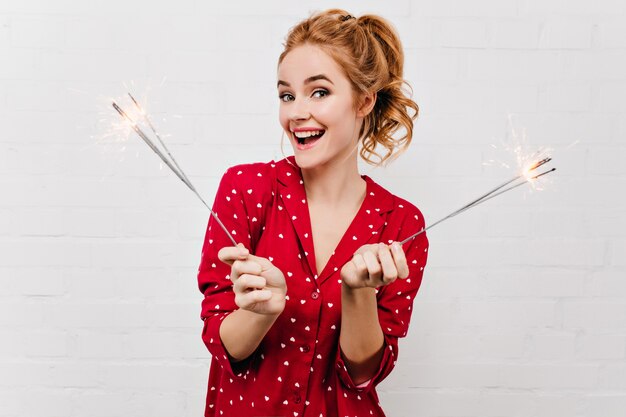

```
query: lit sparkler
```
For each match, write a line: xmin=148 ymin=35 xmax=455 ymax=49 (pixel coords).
xmin=400 ymin=157 xmax=556 ymax=245
xmin=111 ymin=95 xmax=237 ymax=247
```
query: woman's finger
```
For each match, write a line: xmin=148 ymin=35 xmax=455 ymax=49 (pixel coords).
xmin=231 ymin=258 xmax=263 ymax=282
xmin=217 ymin=243 xmax=249 ymax=265
xmin=246 ymin=254 xmax=272 ymax=270
xmin=378 ymin=243 xmax=398 ymax=285
xmin=233 ymin=274 xmax=267 ymax=294
xmin=390 ymin=242 xmax=410 ymax=279
xmin=235 ymin=289 xmax=272 ymax=309
xmin=362 ymin=250 xmax=382 ymax=284
xmin=349 ymin=253 xmax=369 ymax=287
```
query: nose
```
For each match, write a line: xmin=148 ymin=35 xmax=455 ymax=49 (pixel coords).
xmin=289 ymin=97 xmax=310 ymax=121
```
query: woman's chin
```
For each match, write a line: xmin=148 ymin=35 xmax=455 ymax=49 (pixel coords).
xmin=293 ymin=153 xmax=317 ymax=169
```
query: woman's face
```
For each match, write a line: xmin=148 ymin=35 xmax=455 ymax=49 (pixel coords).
xmin=277 ymin=44 xmax=370 ymax=170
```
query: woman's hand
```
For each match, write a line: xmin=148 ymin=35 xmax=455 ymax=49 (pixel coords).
xmin=340 ymin=242 xmax=409 ymax=289
xmin=218 ymin=243 xmax=287 ymax=316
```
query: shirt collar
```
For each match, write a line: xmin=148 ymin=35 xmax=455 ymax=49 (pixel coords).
xmin=274 ymin=156 xmax=395 ymax=283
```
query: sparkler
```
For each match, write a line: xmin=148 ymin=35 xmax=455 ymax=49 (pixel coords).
xmin=111 ymin=95 xmax=238 ymax=247
xmin=400 ymin=158 xmax=556 ymax=245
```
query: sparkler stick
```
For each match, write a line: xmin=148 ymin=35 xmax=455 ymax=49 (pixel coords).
xmin=112 ymin=100 xmax=238 ymax=247
xmin=453 ymin=157 xmax=552 ymax=215
xmin=460 ymin=167 xmax=555 ymax=211
xmin=399 ymin=160 xmax=556 ymax=245
xmin=112 ymin=102 xmax=186 ymax=181
xmin=447 ymin=167 xmax=556 ymax=221
xmin=127 ymin=93 xmax=193 ymax=187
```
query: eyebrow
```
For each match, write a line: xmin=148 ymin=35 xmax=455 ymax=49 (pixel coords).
xmin=277 ymin=74 xmax=334 ymax=88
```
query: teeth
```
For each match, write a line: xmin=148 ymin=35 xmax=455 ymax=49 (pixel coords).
xmin=293 ymin=130 xmax=323 ymax=139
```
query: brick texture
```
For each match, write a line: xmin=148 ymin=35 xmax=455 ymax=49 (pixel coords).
xmin=1 ymin=1 xmax=624 ymax=416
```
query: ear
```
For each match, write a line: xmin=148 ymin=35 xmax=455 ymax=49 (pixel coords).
xmin=356 ymin=91 xmax=377 ymax=118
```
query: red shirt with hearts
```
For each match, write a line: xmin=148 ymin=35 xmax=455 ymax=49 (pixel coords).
xmin=197 ymin=156 xmax=428 ymax=417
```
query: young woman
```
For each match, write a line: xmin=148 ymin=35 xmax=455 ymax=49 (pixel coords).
xmin=197 ymin=9 xmax=429 ymax=417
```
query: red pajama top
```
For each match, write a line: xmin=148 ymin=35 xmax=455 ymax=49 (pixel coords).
xmin=197 ymin=156 xmax=429 ymax=417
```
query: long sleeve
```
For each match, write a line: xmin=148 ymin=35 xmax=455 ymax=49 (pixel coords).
xmin=335 ymin=204 xmax=429 ymax=392
xmin=197 ymin=164 xmax=271 ymax=377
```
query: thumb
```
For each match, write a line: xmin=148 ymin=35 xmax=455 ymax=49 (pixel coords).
xmin=236 ymin=243 xmax=249 ymax=259
xmin=217 ymin=243 xmax=249 ymax=265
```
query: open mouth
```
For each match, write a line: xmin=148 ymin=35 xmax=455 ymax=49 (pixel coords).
xmin=294 ymin=130 xmax=325 ymax=147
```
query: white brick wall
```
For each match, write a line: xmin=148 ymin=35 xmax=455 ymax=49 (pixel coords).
xmin=1 ymin=0 xmax=624 ymax=416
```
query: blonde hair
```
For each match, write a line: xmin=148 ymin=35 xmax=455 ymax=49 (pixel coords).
xmin=278 ymin=9 xmax=419 ymax=166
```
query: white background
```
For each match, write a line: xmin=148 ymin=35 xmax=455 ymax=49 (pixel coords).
xmin=1 ymin=0 xmax=625 ymax=416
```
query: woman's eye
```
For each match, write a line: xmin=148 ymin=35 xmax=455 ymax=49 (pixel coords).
xmin=279 ymin=93 xmax=294 ymax=102
xmin=312 ymin=89 xmax=328 ymax=98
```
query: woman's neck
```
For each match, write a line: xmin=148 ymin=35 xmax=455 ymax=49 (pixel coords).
xmin=301 ymin=156 xmax=366 ymax=209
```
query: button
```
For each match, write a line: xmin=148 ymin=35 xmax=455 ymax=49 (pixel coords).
xmin=311 ymin=292 xmax=319 ymax=299
xmin=302 ymin=345 xmax=310 ymax=353
xmin=294 ymin=395 xmax=302 ymax=404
